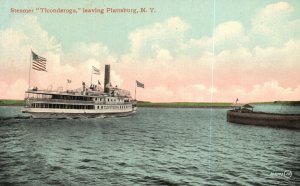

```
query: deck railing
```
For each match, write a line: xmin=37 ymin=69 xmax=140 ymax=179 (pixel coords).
xmin=28 ymin=98 xmax=94 ymax=104
xmin=27 ymin=98 xmax=133 ymax=105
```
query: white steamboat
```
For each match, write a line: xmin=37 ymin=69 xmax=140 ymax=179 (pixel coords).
xmin=22 ymin=65 xmax=137 ymax=119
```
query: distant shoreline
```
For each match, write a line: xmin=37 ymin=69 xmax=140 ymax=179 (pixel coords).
xmin=0 ymin=99 xmax=299 ymax=108
xmin=0 ymin=100 xmax=24 ymax=106
xmin=137 ymin=101 xmax=232 ymax=108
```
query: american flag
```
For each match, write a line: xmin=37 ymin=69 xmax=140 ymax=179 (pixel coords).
xmin=136 ymin=80 xmax=144 ymax=88
xmin=92 ymin=66 xmax=100 ymax=75
xmin=32 ymin=51 xmax=47 ymax=71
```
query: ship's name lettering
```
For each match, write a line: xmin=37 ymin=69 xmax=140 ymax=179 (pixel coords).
xmin=10 ymin=8 xmax=34 ymax=13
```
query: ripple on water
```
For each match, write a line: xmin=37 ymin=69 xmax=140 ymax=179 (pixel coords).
xmin=80 ymin=158 xmax=93 ymax=163
xmin=0 ymin=107 xmax=299 ymax=186
xmin=139 ymin=176 xmax=183 ymax=186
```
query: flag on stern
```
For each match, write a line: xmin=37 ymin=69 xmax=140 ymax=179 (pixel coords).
xmin=92 ymin=66 xmax=100 ymax=75
xmin=136 ymin=80 xmax=144 ymax=88
xmin=32 ymin=51 xmax=47 ymax=71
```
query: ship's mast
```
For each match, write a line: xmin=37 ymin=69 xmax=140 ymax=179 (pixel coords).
xmin=27 ymin=50 xmax=33 ymax=96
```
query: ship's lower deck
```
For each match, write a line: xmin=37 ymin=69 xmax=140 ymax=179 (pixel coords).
xmin=22 ymin=107 xmax=137 ymax=119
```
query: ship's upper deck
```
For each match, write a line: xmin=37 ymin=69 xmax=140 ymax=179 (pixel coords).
xmin=26 ymin=86 xmax=131 ymax=98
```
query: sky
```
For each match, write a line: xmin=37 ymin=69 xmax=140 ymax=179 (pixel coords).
xmin=0 ymin=0 xmax=300 ymax=102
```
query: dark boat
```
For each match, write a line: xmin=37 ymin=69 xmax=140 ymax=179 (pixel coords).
xmin=227 ymin=109 xmax=300 ymax=129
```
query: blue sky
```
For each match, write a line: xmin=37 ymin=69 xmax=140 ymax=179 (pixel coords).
xmin=2 ymin=0 xmax=299 ymax=54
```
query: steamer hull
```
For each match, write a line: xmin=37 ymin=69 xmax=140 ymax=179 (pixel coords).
xmin=22 ymin=108 xmax=136 ymax=119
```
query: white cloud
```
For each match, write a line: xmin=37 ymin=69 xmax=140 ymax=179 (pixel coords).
xmin=67 ymin=42 xmax=114 ymax=62
xmin=251 ymin=2 xmax=300 ymax=46
xmin=0 ymin=79 xmax=28 ymax=99
xmin=110 ymin=70 xmax=124 ymax=87
xmin=214 ymin=21 xmax=247 ymax=44
xmin=142 ymin=86 xmax=174 ymax=102
xmin=128 ymin=16 xmax=189 ymax=59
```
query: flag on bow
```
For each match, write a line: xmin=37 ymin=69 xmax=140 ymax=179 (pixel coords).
xmin=136 ymin=80 xmax=144 ymax=88
xmin=92 ymin=66 xmax=100 ymax=75
xmin=32 ymin=51 xmax=47 ymax=71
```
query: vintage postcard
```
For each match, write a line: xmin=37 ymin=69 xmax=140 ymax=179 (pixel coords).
xmin=0 ymin=0 xmax=299 ymax=185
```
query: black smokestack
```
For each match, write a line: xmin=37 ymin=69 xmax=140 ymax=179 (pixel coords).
xmin=104 ymin=64 xmax=110 ymax=93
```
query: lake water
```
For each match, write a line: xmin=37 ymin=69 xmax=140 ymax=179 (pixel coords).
xmin=0 ymin=106 xmax=299 ymax=185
